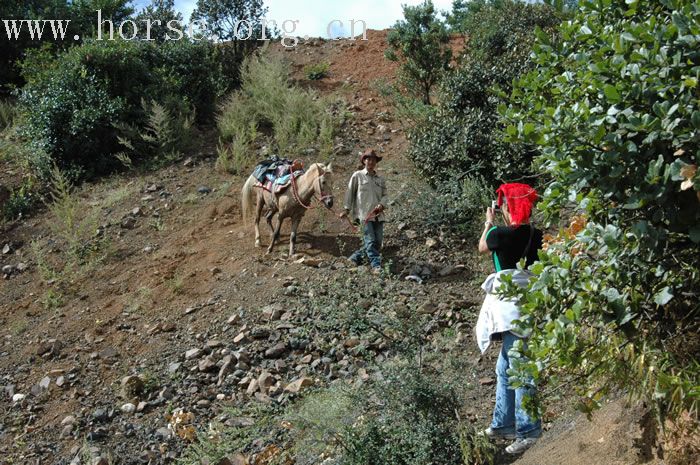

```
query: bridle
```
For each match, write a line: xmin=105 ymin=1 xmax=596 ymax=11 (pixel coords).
xmin=290 ymin=164 xmax=333 ymax=210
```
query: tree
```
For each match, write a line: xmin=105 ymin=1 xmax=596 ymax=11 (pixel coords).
xmin=503 ymin=0 xmax=700 ymax=430
xmin=190 ymin=0 xmax=268 ymax=87
xmin=406 ymin=0 xmax=561 ymax=187
xmin=134 ymin=0 xmax=183 ymax=41
xmin=385 ymin=0 xmax=452 ymax=105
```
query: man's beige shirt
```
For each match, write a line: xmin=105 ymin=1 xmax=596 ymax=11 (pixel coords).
xmin=344 ymin=168 xmax=388 ymax=222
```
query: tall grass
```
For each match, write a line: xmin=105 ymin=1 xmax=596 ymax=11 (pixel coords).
xmin=216 ymin=54 xmax=337 ymax=173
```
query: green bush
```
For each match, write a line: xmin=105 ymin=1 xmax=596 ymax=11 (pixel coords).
xmin=503 ymin=0 xmax=700 ymax=422
xmin=407 ymin=0 xmax=561 ymax=187
xmin=304 ymin=62 xmax=330 ymax=80
xmin=18 ymin=39 xmax=224 ymax=181
xmin=342 ymin=365 xmax=463 ymax=465
xmin=217 ymin=54 xmax=337 ymax=167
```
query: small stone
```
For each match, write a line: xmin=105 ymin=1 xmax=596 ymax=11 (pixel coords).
xmin=2 ymin=244 xmax=10 ymax=254
xmin=2 ymin=265 xmax=14 ymax=275
xmin=137 ymin=401 xmax=148 ymax=412
xmin=39 ymin=376 xmax=51 ymax=390
xmin=227 ymin=314 xmax=241 ymax=325
xmin=344 ymin=338 xmax=360 ymax=348
xmin=121 ymin=375 xmax=144 ymax=399
xmin=206 ymin=340 xmax=223 ymax=349
xmin=197 ymin=186 xmax=212 ymax=194
xmin=246 ymin=379 xmax=259 ymax=395
xmin=198 ymin=356 xmax=217 ymax=372
xmin=479 ymin=377 xmax=495 ymax=386
xmin=131 ymin=207 xmax=142 ymax=216
xmin=60 ymin=424 xmax=73 ymax=438
xmin=426 ymin=238 xmax=438 ymax=249
xmin=16 ymin=262 xmax=27 ymax=272
xmin=185 ymin=348 xmax=203 ymax=360
xmin=99 ymin=346 xmax=118 ymax=360
xmin=61 ymin=415 xmax=76 ymax=425
xmin=168 ymin=362 xmax=182 ymax=373
xmin=121 ymin=217 xmax=137 ymax=230
xmin=257 ymin=372 xmax=275 ymax=391
xmin=233 ymin=332 xmax=246 ymax=344
xmin=284 ymin=377 xmax=314 ymax=394
xmin=121 ymin=403 xmax=136 ymax=414
xmin=405 ymin=230 xmax=418 ymax=240
xmin=12 ymin=393 xmax=25 ymax=402
xmin=264 ymin=342 xmax=288 ymax=359
xmin=56 ymin=376 xmax=65 ymax=387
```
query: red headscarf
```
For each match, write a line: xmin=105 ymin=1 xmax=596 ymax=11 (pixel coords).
xmin=496 ymin=183 xmax=538 ymax=225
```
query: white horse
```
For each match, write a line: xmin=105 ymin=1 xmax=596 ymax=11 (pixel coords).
xmin=241 ymin=163 xmax=334 ymax=256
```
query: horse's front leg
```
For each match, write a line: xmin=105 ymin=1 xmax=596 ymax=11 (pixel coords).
xmin=267 ymin=216 xmax=284 ymax=254
xmin=289 ymin=216 xmax=302 ymax=257
xmin=254 ymin=197 xmax=265 ymax=248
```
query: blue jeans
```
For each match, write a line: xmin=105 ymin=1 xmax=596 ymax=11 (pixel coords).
xmin=490 ymin=331 xmax=541 ymax=439
xmin=349 ymin=221 xmax=384 ymax=269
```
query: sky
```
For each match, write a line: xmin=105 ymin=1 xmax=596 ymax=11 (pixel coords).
xmin=132 ymin=0 xmax=456 ymax=38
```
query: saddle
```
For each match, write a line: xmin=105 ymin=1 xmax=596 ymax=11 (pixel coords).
xmin=252 ymin=156 xmax=304 ymax=194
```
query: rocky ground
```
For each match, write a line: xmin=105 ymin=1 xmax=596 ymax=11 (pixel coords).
xmin=0 ymin=30 xmax=661 ymax=465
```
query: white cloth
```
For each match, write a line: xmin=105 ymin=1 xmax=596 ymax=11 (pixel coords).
xmin=475 ymin=269 xmax=533 ymax=353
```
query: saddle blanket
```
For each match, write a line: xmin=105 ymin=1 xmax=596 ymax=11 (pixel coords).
xmin=260 ymin=170 xmax=305 ymax=194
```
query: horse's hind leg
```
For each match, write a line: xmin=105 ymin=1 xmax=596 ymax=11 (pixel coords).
xmin=265 ymin=210 xmax=275 ymax=236
xmin=289 ymin=215 xmax=302 ymax=257
xmin=267 ymin=216 xmax=284 ymax=254
xmin=254 ymin=197 xmax=264 ymax=248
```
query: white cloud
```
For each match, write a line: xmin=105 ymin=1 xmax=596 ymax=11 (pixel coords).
xmin=265 ymin=0 xmax=455 ymax=37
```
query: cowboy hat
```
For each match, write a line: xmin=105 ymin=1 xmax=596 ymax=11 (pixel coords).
xmin=360 ymin=148 xmax=383 ymax=163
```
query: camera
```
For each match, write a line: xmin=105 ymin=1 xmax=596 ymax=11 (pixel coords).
xmin=491 ymin=200 xmax=500 ymax=211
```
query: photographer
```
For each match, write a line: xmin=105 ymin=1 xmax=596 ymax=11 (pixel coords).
xmin=475 ymin=182 xmax=543 ymax=455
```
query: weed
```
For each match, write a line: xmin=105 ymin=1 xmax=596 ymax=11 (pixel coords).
xmin=149 ymin=217 xmax=165 ymax=231
xmin=9 ymin=320 xmax=28 ymax=336
xmin=0 ymin=99 xmax=16 ymax=131
xmin=168 ymin=274 xmax=185 ymax=295
xmin=41 ymin=288 xmax=64 ymax=311
xmin=459 ymin=423 xmax=498 ymax=465
xmin=217 ymin=54 xmax=338 ymax=160
xmin=304 ymin=62 xmax=330 ymax=80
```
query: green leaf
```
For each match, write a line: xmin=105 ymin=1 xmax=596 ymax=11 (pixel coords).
xmin=603 ymin=85 xmax=621 ymax=103
xmin=653 ymin=287 xmax=673 ymax=306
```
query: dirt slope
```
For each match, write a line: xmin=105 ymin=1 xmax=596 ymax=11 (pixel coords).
xmin=0 ymin=29 xmax=660 ymax=465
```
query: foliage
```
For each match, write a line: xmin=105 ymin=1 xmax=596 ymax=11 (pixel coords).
xmin=191 ymin=0 xmax=268 ymax=88
xmin=217 ymin=54 xmax=337 ymax=168
xmin=18 ymin=38 xmax=223 ymax=181
xmin=411 ymin=176 xmax=493 ymax=236
xmin=133 ymin=0 xmax=183 ymax=41
xmin=0 ymin=0 xmax=134 ymax=92
xmin=341 ymin=363 xmax=463 ymax=465
xmin=502 ymin=0 xmax=700 ymax=422
xmin=386 ymin=0 xmax=452 ymax=104
xmin=0 ymin=99 xmax=17 ymax=131
xmin=304 ymin=62 xmax=330 ymax=80
xmin=115 ymin=99 xmax=196 ymax=170
xmin=407 ymin=0 xmax=561 ymax=188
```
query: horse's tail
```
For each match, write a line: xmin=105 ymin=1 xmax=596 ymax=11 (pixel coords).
xmin=241 ymin=175 xmax=258 ymax=223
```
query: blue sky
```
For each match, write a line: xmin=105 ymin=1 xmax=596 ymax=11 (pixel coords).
xmin=131 ymin=0 xmax=455 ymax=37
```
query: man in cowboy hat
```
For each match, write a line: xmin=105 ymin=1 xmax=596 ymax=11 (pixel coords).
xmin=340 ymin=149 xmax=388 ymax=273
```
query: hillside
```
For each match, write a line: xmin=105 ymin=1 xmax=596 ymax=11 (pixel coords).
xmin=0 ymin=30 xmax=662 ymax=465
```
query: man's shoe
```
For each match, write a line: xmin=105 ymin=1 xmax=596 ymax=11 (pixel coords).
xmin=478 ymin=427 xmax=516 ymax=440
xmin=505 ymin=437 xmax=538 ymax=454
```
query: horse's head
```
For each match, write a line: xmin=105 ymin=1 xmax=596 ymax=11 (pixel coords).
xmin=314 ymin=163 xmax=334 ymax=209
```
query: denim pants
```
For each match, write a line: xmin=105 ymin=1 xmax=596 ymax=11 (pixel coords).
xmin=490 ymin=331 xmax=541 ymax=439
xmin=349 ymin=220 xmax=384 ymax=269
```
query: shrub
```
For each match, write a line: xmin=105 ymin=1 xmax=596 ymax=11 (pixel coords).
xmin=410 ymin=176 xmax=492 ymax=236
xmin=217 ymin=54 xmax=337 ymax=169
xmin=115 ymin=100 xmax=196 ymax=170
xmin=0 ymin=99 xmax=16 ymax=131
xmin=304 ymin=62 xmax=330 ymax=80
xmin=407 ymin=0 xmax=561 ymax=187
xmin=342 ymin=364 xmax=463 ymax=465
xmin=18 ymin=39 xmax=224 ymax=181
xmin=503 ymin=0 xmax=700 ymax=424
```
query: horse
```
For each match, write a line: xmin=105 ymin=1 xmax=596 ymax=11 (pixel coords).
xmin=241 ymin=163 xmax=334 ymax=256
